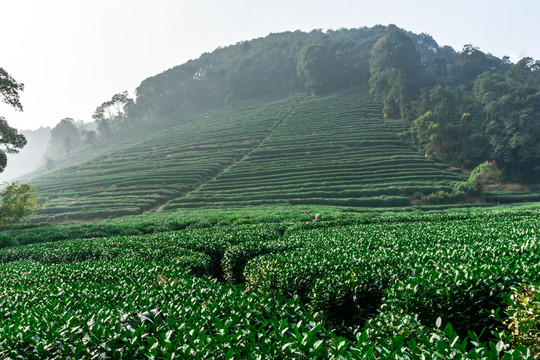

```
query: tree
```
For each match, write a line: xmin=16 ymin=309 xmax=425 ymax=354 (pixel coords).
xmin=0 ymin=182 xmax=41 ymax=226
xmin=411 ymin=110 xmax=459 ymax=162
xmin=81 ymin=130 xmax=97 ymax=145
xmin=297 ymin=36 xmax=369 ymax=95
xmin=0 ymin=68 xmax=27 ymax=172
xmin=448 ymin=45 xmax=509 ymax=87
xmin=0 ymin=117 xmax=27 ymax=172
xmin=0 ymin=67 xmax=24 ymax=111
xmin=506 ymin=57 xmax=540 ymax=89
xmin=96 ymin=119 xmax=113 ymax=139
xmin=473 ymin=72 xmax=510 ymax=105
xmin=92 ymin=91 xmax=135 ymax=135
xmin=63 ymin=137 xmax=72 ymax=156
xmin=48 ymin=118 xmax=81 ymax=158
xmin=46 ymin=157 xmax=56 ymax=170
xmin=297 ymin=43 xmax=332 ymax=94
xmin=369 ymin=25 xmax=423 ymax=125
xmin=474 ymin=72 xmax=540 ymax=181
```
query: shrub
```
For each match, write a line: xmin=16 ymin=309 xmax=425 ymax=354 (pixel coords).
xmin=421 ymin=190 xmax=453 ymax=204
xmin=310 ymin=269 xmax=388 ymax=333
xmin=469 ymin=160 xmax=502 ymax=187
xmin=502 ymin=284 xmax=540 ymax=355
xmin=0 ymin=182 xmax=42 ymax=227
xmin=411 ymin=191 xmax=424 ymax=200
xmin=453 ymin=180 xmax=479 ymax=194
xmin=222 ymin=240 xmax=297 ymax=284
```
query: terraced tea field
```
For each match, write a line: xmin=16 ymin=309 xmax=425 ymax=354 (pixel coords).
xmin=0 ymin=210 xmax=538 ymax=358
xmin=25 ymin=87 xmax=467 ymax=221
xmin=165 ymin=88 xmax=463 ymax=209
xmin=28 ymin=95 xmax=300 ymax=221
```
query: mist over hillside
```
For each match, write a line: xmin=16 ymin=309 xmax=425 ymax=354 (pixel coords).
xmin=8 ymin=24 xmax=540 ymax=221
xmin=0 ymin=127 xmax=50 ymax=183
xmin=1 ymin=121 xmax=98 ymax=183
xmin=89 ymin=24 xmax=539 ymax=182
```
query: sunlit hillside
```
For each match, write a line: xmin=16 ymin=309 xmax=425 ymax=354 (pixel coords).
xmin=24 ymin=87 xmax=468 ymax=222
xmin=164 ymin=88 xmax=464 ymax=210
xmin=15 ymin=24 xmax=540 ymax=221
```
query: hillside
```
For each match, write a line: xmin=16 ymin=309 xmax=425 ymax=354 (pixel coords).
xmin=25 ymin=87 xmax=466 ymax=222
xmin=11 ymin=24 xmax=540 ymax=222
xmin=163 ymin=88 xmax=463 ymax=210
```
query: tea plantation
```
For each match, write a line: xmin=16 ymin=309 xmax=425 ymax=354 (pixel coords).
xmin=27 ymin=94 xmax=300 ymax=221
xmin=25 ymin=87 xmax=472 ymax=222
xmin=0 ymin=209 xmax=538 ymax=358
xmin=165 ymin=88 xmax=464 ymax=210
xmin=7 ymin=83 xmax=540 ymax=359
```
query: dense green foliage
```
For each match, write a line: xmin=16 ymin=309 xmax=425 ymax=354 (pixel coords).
xmin=365 ymin=28 xmax=540 ymax=182
xmin=0 ymin=67 xmax=27 ymax=172
xmin=0 ymin=209 xmax=538 ymax=358
xmin=502 ymin=284 xmax=540 ymax=354
xmin=0 ymin=182 xmax=41 ymax=226
xmin=23 ymin=87 xmax=472 ymax=221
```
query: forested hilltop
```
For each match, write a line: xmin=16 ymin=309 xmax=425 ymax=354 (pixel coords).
xmin=109 ymin=24 xmax=536 ymax=183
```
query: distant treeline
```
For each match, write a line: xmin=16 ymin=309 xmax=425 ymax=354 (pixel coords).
xmin=93 ymin=25 xmax=540 ymax=182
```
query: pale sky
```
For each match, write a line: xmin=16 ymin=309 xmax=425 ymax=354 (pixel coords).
xmin=2 ymin=0 xmax=539 ymax=131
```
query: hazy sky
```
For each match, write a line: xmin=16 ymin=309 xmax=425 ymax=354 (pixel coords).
xmin=2 ymin=0 xmax=539 ymax=131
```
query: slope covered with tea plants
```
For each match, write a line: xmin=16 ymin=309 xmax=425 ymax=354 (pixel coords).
xmin=27 ymin=96 xmax=298 ymax=221
xmin=11 ymin=24 xmax=540 ymax=222
xmin=25 ymin=87 xmax=468 ymax=221
xmin=165 ymin=88 xmax=463 ymax=210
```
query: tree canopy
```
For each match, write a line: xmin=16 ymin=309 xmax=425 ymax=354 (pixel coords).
xmin=92 ymin=91 xmax=135 ymax=138
xmin=0 ymin=67 xmax=27 ymax=172
xmin=0 ymin=67 xmax=24 ymax=111
xmin=0 ymin=182 xmax=41 ymax=227
xmin=47 ymin=118 xmax=82 ymax=158
xmin=132 ymin=27 xmax=387 ymax=123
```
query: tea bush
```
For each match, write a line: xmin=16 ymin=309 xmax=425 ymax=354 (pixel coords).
xmin=0 ymin=209 xmax=538 ymax=358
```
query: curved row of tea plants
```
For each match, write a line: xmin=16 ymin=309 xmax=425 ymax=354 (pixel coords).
xmin=24 ymin=87 xmax=472 ymax=222
xmin=247 ymin=213 xmax=538 ymax=333
xmin=27 ymin=96 xmax=299 ymax=221
xmin=0 ymin=210 xmax=538 ymax=357
xmin=165 ymin=88 xmax=464 ymax=210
